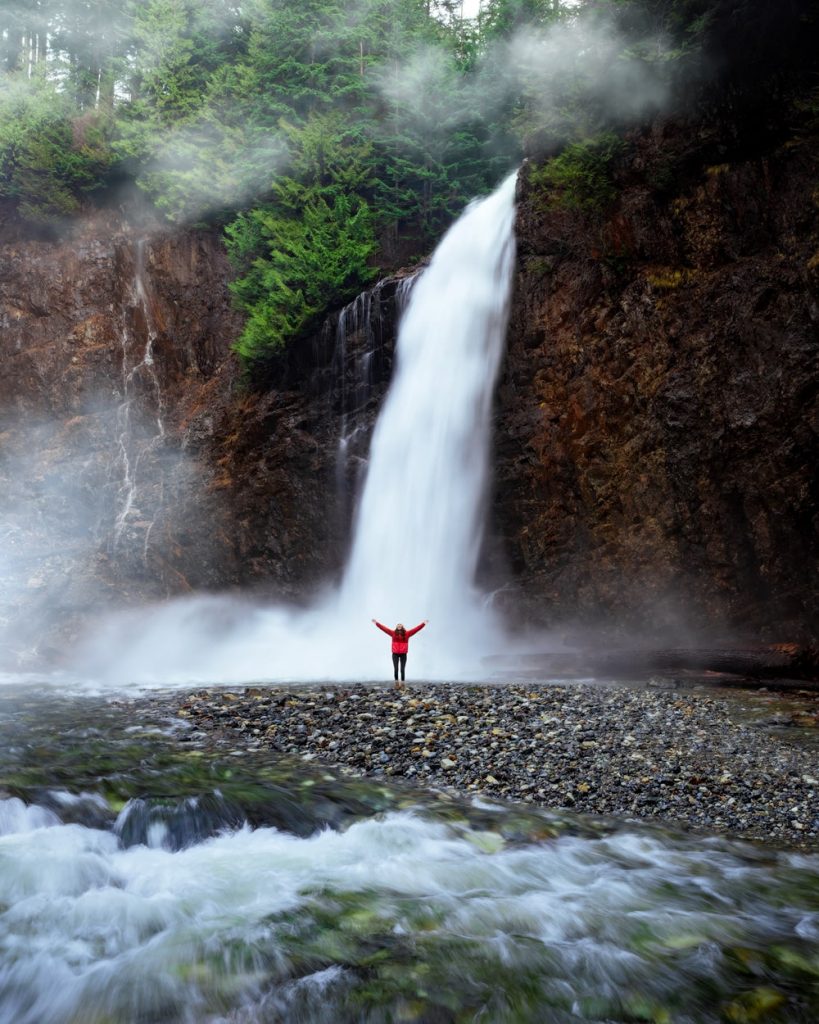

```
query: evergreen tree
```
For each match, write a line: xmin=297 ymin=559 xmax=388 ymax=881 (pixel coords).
xmin=0 ymin=75 xmax=112 ymax=222
xmin=2 ymin=0 xmax=787 ymax=368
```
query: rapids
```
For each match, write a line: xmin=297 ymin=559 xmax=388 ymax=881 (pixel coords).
xmin=1 ymin=688 xmax=818 ymax=1024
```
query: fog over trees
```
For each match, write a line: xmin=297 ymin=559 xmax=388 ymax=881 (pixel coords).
xmin=0 ymin=0 xmax=764 ymax=367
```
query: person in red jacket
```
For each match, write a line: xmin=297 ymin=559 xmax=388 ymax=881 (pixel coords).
xmin=371 ymin=618 xmax=428 ymax=681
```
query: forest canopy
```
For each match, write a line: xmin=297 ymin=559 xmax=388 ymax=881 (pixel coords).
xmin=0 ymin=0 xmax=801 ymax=366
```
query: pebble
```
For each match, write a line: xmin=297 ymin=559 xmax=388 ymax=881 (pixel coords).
xmin=171 ymin=682 xmax=819 ymax=848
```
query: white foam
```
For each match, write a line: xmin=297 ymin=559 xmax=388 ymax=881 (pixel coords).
xmin=1 ymin=804 xmax=815 ymax=1023
xmin=72 ymin=175 xmax=519 ymax=688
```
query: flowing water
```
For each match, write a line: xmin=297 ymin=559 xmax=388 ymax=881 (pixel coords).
xmin=339 ymin=174 xmax=517 ymax=648
xmin=112 ymin=238 xmax=168 ymax=559
xmin=75 ymin=174 xmax=518 ymax=685
xmin=2 ymin=178 xmax=818 ymax=1021
xmin=333 ymin=273 xmax=418 ymax=546
xmin=1 ymin=687 xmax=818 ymax=1024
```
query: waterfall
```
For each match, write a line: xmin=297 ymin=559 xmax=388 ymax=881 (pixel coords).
xmin=340 ymin=173 xmax=518 ymax=648
xmin=333 ymin=287 xmax=380 ymax=514
xmin=112 ymin=239 xmax=166 ymax=553
xmin=77 ymin=174 xmax=518 ymax=684
xmin=332 ymin=271 xmax=422 ymax=552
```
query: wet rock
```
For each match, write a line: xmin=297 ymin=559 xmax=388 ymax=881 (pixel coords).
xmin=0 ymin=206 xmax=413 ymax=667
xmin=494 ymin=111 xmax=819 ymax=641
xmin=115 ymin=792 xmax=247 ymax=851
xmin=173 ymin=681 xmax=819 ymax=850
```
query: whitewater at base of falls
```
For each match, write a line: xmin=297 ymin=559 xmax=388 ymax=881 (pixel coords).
xmin=57 ymin=174 xmax=520 ymax=689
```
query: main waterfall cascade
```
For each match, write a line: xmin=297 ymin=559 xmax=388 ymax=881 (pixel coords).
xmin=340 ymin=173 xmax=517 ymax=640
xmin=79 ymin=173 xmax=519 ymax=685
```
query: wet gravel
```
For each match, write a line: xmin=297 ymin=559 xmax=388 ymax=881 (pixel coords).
xmin=171 ymin=681 xmax=819 ymax=848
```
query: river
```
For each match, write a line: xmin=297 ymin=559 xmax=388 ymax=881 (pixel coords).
xmin=1 ymin=681 xmax=818 ymax=1023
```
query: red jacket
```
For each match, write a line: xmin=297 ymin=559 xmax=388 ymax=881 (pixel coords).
xmin=374 ymin=621 xmax=425 ymax=654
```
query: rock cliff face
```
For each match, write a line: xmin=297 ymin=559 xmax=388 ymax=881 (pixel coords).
xmin=495 ymin=115 xmax=818 ymax=641
xmin=0 ymin=207 xmax=401 ymax=663
xmin=0 ymin=208 xmax=233 ymax=658
xmin=1 ymin=101 xmax=817 ymax=664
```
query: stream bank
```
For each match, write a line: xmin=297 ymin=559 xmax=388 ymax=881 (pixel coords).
xmin=169 ymin=679 xmax=819 ymax=850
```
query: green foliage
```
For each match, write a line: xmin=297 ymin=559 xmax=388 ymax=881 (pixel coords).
xmin=371 ymin=51 xmax=494 ymax=237
xmin=528 ymin=132 xmax=625 ymax=213
xmin=131 ymin=114 xmax=287 ymax=224
xmin=224 ymin=109 xmax=380 ymax=360
xmin=478 ymin=0 xmax=565 ymax=40
xmin=110 ymin=0 xmax=256 ymax=221
xmin=644 ymin=266 xmax=694 ymax=290
xmin=0 ymin=0 xmax=766 ymax=367
xmin=0 ymin=78 xmax=113 ymax=223
xmin=212 ymin=0 xmax=508 ymax=362
xmin=226 ymin=188 xmax=377 ymax=361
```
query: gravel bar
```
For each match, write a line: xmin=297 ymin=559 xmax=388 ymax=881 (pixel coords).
xmin=173 ymin=681 xmax=819 ymax=848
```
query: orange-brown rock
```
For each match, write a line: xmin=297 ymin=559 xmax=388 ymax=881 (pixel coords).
xmin=493 ymin=114 xmax=818 ymax=641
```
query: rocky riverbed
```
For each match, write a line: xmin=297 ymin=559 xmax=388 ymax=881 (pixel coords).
xmin=166 ymin=680 xmax=819 ymax=849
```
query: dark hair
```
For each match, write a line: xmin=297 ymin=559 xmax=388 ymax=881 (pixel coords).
xmin=394 ymin=625 xmax=406 ymax=638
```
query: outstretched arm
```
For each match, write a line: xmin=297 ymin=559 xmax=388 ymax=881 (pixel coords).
xmin=406 ymin=621 xmax=428 ymax=638
xmin=372 ymin=619 xmax=393 ymax=637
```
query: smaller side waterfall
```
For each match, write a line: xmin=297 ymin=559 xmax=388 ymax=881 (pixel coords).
xmin=331 ymin=272 xmax=423 ymax=564
xmin=112 ymin=239 xmax=167 ymax=555
xmin=332 ymin=275 xmax=420 ymax=496
xmin=333 ymin=287 xmax=381 ymax=505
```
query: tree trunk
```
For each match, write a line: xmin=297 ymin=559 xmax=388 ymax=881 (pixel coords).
xmin=6 ymin=29 xmax=24 ymax=72
xmin=98 ymin=64 xmax=116 ymax=111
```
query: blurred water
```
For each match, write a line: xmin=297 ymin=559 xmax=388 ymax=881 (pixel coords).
xmin=340 ymin=172 xmax=518 ymax=656
xmin=71 ymin=175 xmax=519 ymax=687
xmin=0 ymin=691 xmax=818 ymax=1023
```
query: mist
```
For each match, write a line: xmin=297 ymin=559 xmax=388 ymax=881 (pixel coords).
xmin=136 ymin=118 xmax=289 ymax=226
xmin=1 ymin=1 xmax=687 ymax=225
xmin=377 ymin=11 xmax=674 ymax=164
xmin=0 ymin=213 xmax=224 ymax=677
xmin=0 ymin=394 xmax=208 ymax=673
xmin=0 ymin=0 xmax=709 ymax=690
xmin=60 ymin=170 xmax=520 ymax=689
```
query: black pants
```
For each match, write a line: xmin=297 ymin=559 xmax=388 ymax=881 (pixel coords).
xmin=392 ymin=653 xmax=407 ymax=680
